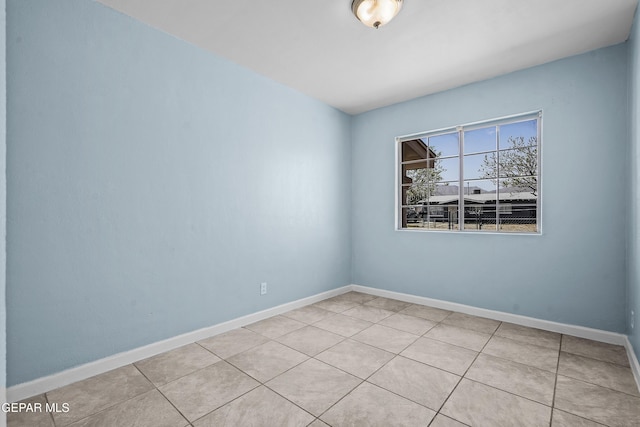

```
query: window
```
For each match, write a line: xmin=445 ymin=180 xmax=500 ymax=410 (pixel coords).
xmin=397 ymin=112 xmax=541 ymax=233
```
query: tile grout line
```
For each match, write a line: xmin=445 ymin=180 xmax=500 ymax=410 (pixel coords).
xmin=229 ymin=325 xmax=338 ymax=423
xmin=137 ymin=342 xmax=224 ymax=383
xmin=131 ymin=363 xmax=192 ymax=426
xmin=468 ymin=348 xmax=558 ymax=374
xmin=316 ymin=306 xmax=452 ymax=423
xmin=550 ymin=336 xmax=561 ymax=426
xmin=550 ymin=408 xmax=610 ymax=427
xmin=193 ymin=297 xmax=370 ymax=423
xmin=554 ymin=372 xmax=640 ymax=398
xmin=430 ymin=315 xmax=503 ymax=424
xmin=186 ymin=325 xmax=319 ymax=426
xmin=461 ymin=377 xmax=555 ymax=410
xmin=563 ymin=350 xmax=635 ymax=369
xmin=208 ymin=334 xmax=320 ymax=425
xmin=155 ymin=386 xmax=194 ymax=425
xmin=425 ymin=312 xmax=473 ymax=427
xmin=186 ymin=382 xmax=263 ymax=425
xmin=357 ymin=306 xmax=495 ymax=422
xmin=43 ymin=392 xmax=57 ymax=427
xmin=305 ymin=376 xmax=365 ymax=423
xmin=554 ymin=343 xmax=640 ymax=398
xmin=48 ymin=365 xmax=162 ymax=427
xmin=270 ymin=328 xmax=348 ymax=359
xmin=256 ymin=384 xmax=318 ymax=425
xmin=137 ymin=352 xmax=307 ymax=427
xmin=293 ymin=298 xmax=382 ymax=421
xmin=212 ymin=341 xmax=316 ymax=421
xmin=303 ymin=299 xmax=435 ymax=423
xmin=263 ymin=327 xmax=370 ymax=422
xmin=550 ymin=337 xmax=615 ymax=426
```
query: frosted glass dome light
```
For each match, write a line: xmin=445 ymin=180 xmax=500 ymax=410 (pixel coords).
xmin=352 ymin=0 xmax=404 ymax=29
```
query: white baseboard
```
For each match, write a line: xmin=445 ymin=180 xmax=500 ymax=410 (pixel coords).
xmin=9 ymin=283 xmax=640 ymax=402
xmin=349 ymin=284 xmax=628 ymax=345
xmin=625 ymin=337 xmax=640 ymax=393
xmin=7 ymin=286 xmax=351 ymax=403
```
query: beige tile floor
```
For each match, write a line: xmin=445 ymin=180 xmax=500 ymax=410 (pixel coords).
xmin=9 ymin=291 xmax=640 ymax=427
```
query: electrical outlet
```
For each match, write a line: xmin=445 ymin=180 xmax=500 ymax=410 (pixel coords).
xmin=260 ymin=282 xmax=267 ymax=295
xmin=632 ymin=310 xmax=635 ymax=331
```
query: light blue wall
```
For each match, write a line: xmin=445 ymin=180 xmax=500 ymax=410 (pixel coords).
xmin=352 ymin=45 xmax=629 ymax=333
xmin=629 ymin=8 xmax=640 ymax=360
xmin=6 ymin=0 xmax=351 ymax=386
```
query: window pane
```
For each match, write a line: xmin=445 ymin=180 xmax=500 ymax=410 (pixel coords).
xmin=402 ymin=161 xmax=429 ymax=181
xmin=401 ymin=186 xmax=420 ymax=206
xmin=463 ymin=179 xmax=497 ymax=231
xmin=464 ymin=153 xmax=493 ymax=180
xmin=433 ymin=182 xmax=458 ymax=196
xmin=428 ymin=132 xmax=459 ymax=157
xmin=403 ymin=188 xmax=428 ymax=206
xmin=464 ymin=179 xmax=497 ymax=197
xmin=498 ymin=146 xmax=538 ymax=185
xmin=401 ymin=203 xmax=460 ymax=230
xmin=464 ymin=126 xmax=496 ymax=154
xmin=433 ymin=156 xmax=459 ymax=182
xmin=498 ymin=180 xmax=538 ymax=232
xmin=464 ymin=205 xmax=497 ymax=231
xmin=430 ymin=204 xmax=459 ymax=230
xmin=402 ymin=207 xmax=428 ymax=229
xmin=499 ymin=120 xmax=537 ymax=150
xmin=428 ymin=190 xmax=459 ymax=230
xmin=402 ymin=184 xmax=429 ymax=205
xmin=401 ymin=139 xmax=431 ymax=162
xmin=402 ymin=161 xmax=436 ymax=205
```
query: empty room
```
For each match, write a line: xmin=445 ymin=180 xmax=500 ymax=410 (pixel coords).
xmin=3 ymin=0 xmax=640 ymax=426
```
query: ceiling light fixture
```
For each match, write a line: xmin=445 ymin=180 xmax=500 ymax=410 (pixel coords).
xmin=351 ymin=0 xmax=403 ymax=29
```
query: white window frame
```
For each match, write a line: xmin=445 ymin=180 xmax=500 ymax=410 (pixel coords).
xmin=395 ymin=111 xmax=542 ymax=234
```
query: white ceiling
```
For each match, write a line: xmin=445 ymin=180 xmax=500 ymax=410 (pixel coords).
xmin=97 ymin=0 xmax=638 ymax=115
